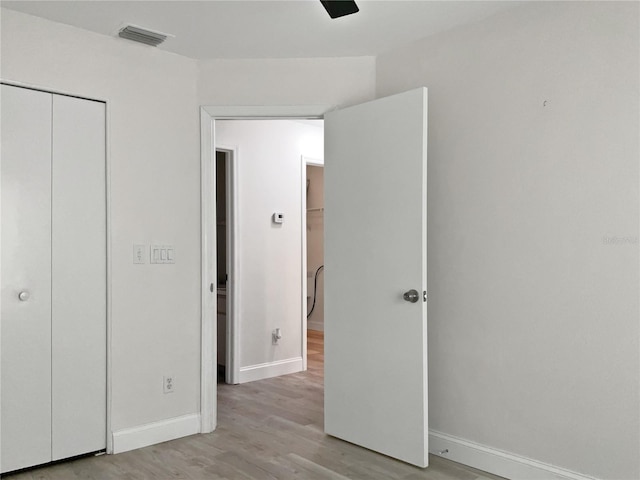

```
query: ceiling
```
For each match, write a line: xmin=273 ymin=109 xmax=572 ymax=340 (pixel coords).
xmin=1 ymin=1 xmax=522 ymax=60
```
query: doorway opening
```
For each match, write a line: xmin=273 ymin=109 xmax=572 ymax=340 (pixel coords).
xmin=305 ymin=162 xmax=325 ymax=333
xmin=210 ymin=119 xmax=325 ymax=397
xmin=304 ymin=160 xmax=325 ymax=366
xmin=215 ymin=148 xmax=237 ymax=385
xmin=200 ymin=107 xmax=330 ymax=435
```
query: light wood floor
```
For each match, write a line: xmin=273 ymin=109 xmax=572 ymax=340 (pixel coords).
xmin=7 ymin=330 xmax=503 ymax=480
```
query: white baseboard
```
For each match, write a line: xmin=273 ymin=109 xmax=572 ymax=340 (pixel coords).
xmin=429 ymin=430 xmax=598 ymax=480
xmin=239 ymin=357 xmax=303 ymax=383
xmin=307 ymin=321 xmax=324 ymax=332
xmin=112 ymin=413 xmax=200 ymax=454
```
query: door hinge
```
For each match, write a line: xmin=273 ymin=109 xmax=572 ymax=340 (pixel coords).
xmin=210 ymin=283 xmax=214 ymax=293
xmin=423 ymin=291 xmax=427 ymax=302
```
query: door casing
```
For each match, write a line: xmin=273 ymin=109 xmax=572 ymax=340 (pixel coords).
xmin=199 ymin=105 xmax=332 ymax=433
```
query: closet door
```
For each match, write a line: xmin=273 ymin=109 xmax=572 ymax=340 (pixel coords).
xmin=1 ymin=86 xmax=106 ymax=473
xmin=51 ymin=95 xmax=107 ymax=459
xmin=1 ymin=85 xmax=53 ymax=472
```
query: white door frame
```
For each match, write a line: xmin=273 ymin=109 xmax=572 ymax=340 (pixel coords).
xmin=0 ymin=80 xmax=112 ymax=457
xmin=301 ymin=156 xmax=324 ymax=371
xmin=199 ymin=105 xmax=332 ymax=434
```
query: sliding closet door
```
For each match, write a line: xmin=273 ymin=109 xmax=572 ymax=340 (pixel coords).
xmin=51 ymin=95 xmax=107 ymax=460
xmin=0 ymin=85 xmax=53 ymax=472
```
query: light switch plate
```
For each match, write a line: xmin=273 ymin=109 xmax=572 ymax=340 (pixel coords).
xmin=133 ymin=244 xmax=146 ymax=264
xmin=150 ymin=244 xmax=175 ymax=264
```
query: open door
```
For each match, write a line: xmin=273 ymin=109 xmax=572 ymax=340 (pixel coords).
xmin=324 ymin=88 xmax=428 ymax=467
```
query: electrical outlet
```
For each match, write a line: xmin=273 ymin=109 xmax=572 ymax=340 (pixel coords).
xmin=163 ymin=376 xmax=175 ymax=394
xmin=272 ymin=328 xmax=282 ymax=345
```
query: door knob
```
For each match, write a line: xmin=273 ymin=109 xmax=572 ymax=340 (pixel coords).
xmin=403 ymin=289 xmax=419 ymax=303
xmin=18 ymin=291 xmax=30 ymax=301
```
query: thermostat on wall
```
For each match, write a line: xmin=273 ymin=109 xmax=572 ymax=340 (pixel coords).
xmin=273 ymin=212 xmax=284 ymax=224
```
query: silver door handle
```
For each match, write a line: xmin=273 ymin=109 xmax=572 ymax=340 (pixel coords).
xmin=18 ymin=291 xmax=30 ymax=301
xmin=403 ymin=289 xmax=419 ymax=303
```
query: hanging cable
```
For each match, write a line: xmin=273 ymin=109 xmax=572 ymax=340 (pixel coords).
xmin=307 ymin=265 xmax=324 ymax=318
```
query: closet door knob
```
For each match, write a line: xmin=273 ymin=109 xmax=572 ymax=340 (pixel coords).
xmin=403 ymin=289 xmax=419 ymax=303
xmin=18 ymin=291 xmax=30 ymax=301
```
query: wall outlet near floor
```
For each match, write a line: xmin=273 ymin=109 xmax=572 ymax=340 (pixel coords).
xmin=163 ymin=376 xmax=175 ymax=394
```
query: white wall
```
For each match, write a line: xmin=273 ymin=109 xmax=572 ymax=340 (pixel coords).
xmin=216 ymin=120 xmax=323 ymax=376
xmin=377 ymin=3 xmax=639 ymax=479
xmin=198 ymin=57 xmax=375 ymax=108
xmin=1 ymin=8 xmax=202 ymax=438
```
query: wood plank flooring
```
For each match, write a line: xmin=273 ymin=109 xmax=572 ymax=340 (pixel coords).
xmin=7 ymin=330 xmax=503 ymax=480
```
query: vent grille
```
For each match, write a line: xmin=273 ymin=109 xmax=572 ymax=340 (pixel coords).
xmin=118 ymin=25 xmax=169 ymax=46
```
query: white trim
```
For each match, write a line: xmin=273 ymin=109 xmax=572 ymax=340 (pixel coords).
xmin=200 ymin=105 xmax=334 ymax=438
xmin=301 ymin=156 xmax=308 ymax=371
xmin=228 ymin=148 xmax=240 ymax=384
xmin=0 ymin=79 xmax=109 ymax=104
xmin=200 ymin=108 xmax=216 ymax=434
xmin=104 ymin=96 xmax=113 ymax=455
xmin=238 ymin=357 xmax=304 ymax=384
xmin=202 ymin=105 xmax=332 ymax=119
xmin=111 ymin=414 xmax=200 ymax=455
xmin=307 ymin=321 xmax=324 ymax=332
xmin=216 ymin=145 xmax=240 ymax=385
xmin=429 ymin=430 xmax=600 ymax=480
xmin=304 ymin=156 xmax=324 ymax=167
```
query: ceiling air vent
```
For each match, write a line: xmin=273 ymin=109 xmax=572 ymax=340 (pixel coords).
xmin=118 ymin=25 xmax=170 ymax=47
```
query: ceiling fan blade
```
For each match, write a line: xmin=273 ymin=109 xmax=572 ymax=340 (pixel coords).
xmin=320 ymin=0 xmax=359 ymax=19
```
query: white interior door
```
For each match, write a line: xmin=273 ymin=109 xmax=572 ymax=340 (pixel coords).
xmin=51 ymin=94 xmax=107 ymax=460
xmin=1 ymin=84 xmax=53 ymax=472
xmin=324 ymin=88 xmax=428 ymax=467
